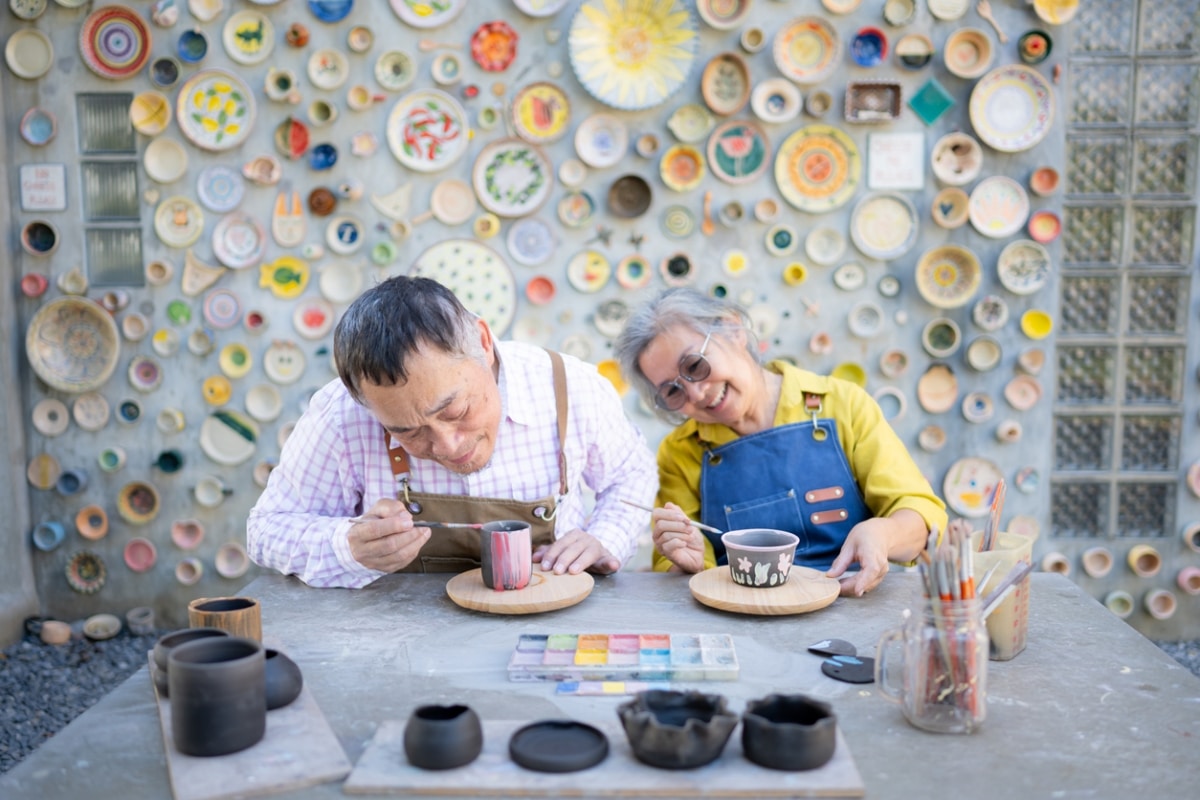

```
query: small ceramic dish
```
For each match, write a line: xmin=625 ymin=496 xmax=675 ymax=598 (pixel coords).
xmin=961 ymin=391 xmax=995 ymax=423
xmin=75 ymin=505 xmax=109 ymax=541
xmin=764 ymin=224 xmax=799 ymax=257
xmin=1029 ymin=166 xmax=1060 ymax=197
xmin=878 ymin=347 xmax=909 ymax=380
xmin=700 ymin=52 xmax=751 ymax=116
xmin=965 ymin=336 xmax=1003 ymax=372
xmin=128 ymin=356 xmax=164 ymax=393
xmin=894 ymin=33 xmax=934 ymax=69
xmin=850 ymin=27 xmax=888 ymax=67
xmin=832 ymin=262 xmax=867 ymax=292
xmin=219 ymin=343 xmax=252 ymax=379
xmin=202 ymin=375 xmax=233 ymax=406
xmin=19 ymin=106 xmax=57 ymax=146
xmin=750 ymin=78 xmax=802 ymax=124
xmin=915 ymin=245 xmax=981 ymax=309
xmin=171 ymin=519 xmax=206 ymax=550
xmin=1018 ymin=30 xmax=1053 ymax=64
xmin=742 ymin=694 xmax=837 ymax=771
xmin=509 ymin=719 xmax=608 ymax=773
xmin=20 ymin=220 xmax=59 ymax=256
xmin=1004 ymin=374 xmax=1043 ymax=411
xmin=118 ymin=480 xmax=160 ymax=525
xmin=659 ymin=252 xmax=695 ymax=288
xmin=31 ymin=398 xmax=69 ymax=437
xmin=931 ymin=187 xmax=970 ymax=229
xmin=921 ymin=318 xmax=962 ymax=359
xmin=805 ymin=227 xmax=846 ymax=266
xmin=848 ymin=301 xmax=885 ymax=338
xmin=931 ymin=132 xmax=983 ymax=186
xmin=1018 ymin=346 xmax=1046 ymax=375
xmin=944 ymin=28 xmax=993 ymax=79
xmin=130 ymin=91 xmax=172 ymax=136
xmin=831 ymin=362 xmax=867 ymax=387
xmin=659 ymin=145 xmax=705 ymax=192
xmin=215 ymin=541 xmax=252 ymax=579
xmin=83 ymin=613 xmax=122 ymax=641
xmin=918 ymin=424 xmax=948 ymax=452
xmin=124 ymin=537 xmax=158 ymax=573
xmin=245 ymin=383 xmax=283 ymax=422
xmin=375 ymin=50 xmax=416 ymax=92
xmin=175 ymin=557 xmax=204 ymax=586
xmin=972 ymin=294 xmax=1009 ymax=332
xmin=618 ymin=690 xmax=738 ymax=770
xmin=574 ymin=113 xmax=629 ymax=169
xmin=844 ymin=81 xmax=901 ymax=122
xmin=1032 ymin=0 xmax=1079 ymax=26
xmin=997 ymin=239 xmax=1052 ymax=296
xmin=66 ymin=550 xmax=107 ymax=594
xmin=1020 ymin=309 xmax=1054 ymax=340
xmin=1028 ymin=210 xmax=1062 ymax=244
xmin=608 ymin=174 xmax=653 ymax=218
xmin=666 ymin=104 xmax=715 ymax=144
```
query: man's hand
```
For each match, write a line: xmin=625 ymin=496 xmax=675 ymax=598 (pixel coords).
xmin=534 ymin=529 xmax=620 ymax=575
xmin=650 ymin=502 xmax=707 ymax=574
xmin=347 ymin=498 xmax=431 ymax=573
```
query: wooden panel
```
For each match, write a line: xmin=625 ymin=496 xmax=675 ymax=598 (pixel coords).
xmin=150 ymin=655 xmax=352 ymax=800
xmin=344 ymin=719 xmax=864 ymax=797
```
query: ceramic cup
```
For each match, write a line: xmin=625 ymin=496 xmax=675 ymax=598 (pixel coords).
xmin=31 ymin=521 xmax=66 ymax=552
xmin=971 ymin=530 xmax=1037 ymax=661
xmin=479 ymin=521 xmax=532 ymax=591
xmin=722 ymin=529 xmax=800 ymax=588
xmin=617 ymin=690 xmax=738 ymax=770
xmin=741 ymin=694 xmax=837 ymax=771
xmin=264 ymin=648 xmax=304 ymax=710
xmin=187 ymin=596 xmax=263 ymax=642
xmin=403 ymin=704 xmax=484 ymax=770
xmin=169 ymin=636 xmax=266 ymax=756
xmin=194 ymin=475 xmax=231 ymax=507
xmin=152 ymin=627 xmax=231 ymax=698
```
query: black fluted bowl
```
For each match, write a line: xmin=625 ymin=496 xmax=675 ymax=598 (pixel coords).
xmin=617 ymin=690 xmax=738 ymax=769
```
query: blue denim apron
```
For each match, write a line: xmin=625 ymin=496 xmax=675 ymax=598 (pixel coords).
xmin=698 ymin=395 xmax=871 ymax=569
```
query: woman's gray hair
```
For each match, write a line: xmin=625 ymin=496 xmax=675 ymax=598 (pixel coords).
xmin=613 ymin=288 xmax=758 ymax=421
xmin=334 ymin=276 xmax=485 ymax=403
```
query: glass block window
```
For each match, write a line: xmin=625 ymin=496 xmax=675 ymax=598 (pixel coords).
xmin=81 ymin=162 xmax=140 ymax=221
xmin=1054 ymin=415 xmax=1113 ymax=470
xmin=1056 ymin=347 xmax=1118 ymax=404
xmin=76 ymin=93 xmax=136 ymax=154
xmin=1074 ymin=0 xmax=1136 ymax=55
xmin=1067 ymin=137 xmax=1129 ymax=196
xmin=1123 ymin=346 xmax=1184 ymax=404
xmin=1127 ymin=275 xmax=1190 ymax=334
xmin=1051 ymin=482 xmax=1109 ymax=538
xmin=1116 ymin=482 xmax=1176 ymax=538
xmin=1120 ymin=415 xmax=1181 ymax=471
xmin=1138 ymin=0 xmax=1199 ymax=54
xmin=1063 ymin=204 xmax=1123 ymax=265
xmin=85 ymin=228 xmax=144 ymax=288
xmin=1060 ymin=275 xmax=1120 ymax=335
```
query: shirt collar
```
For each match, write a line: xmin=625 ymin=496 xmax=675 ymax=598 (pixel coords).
xmin=495 ymin=341 xmax=536 ymax=427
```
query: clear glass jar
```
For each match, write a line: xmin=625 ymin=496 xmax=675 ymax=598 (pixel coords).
xmin=876 ymin=598 xmax=988 ymax=734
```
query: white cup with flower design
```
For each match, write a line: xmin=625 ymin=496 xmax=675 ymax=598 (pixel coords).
xmin=723 ymin=530 xmax=800 ymax=589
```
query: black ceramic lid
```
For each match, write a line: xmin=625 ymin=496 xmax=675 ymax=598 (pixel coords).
xmin=509 ymin=720 xmax=609 ymax=773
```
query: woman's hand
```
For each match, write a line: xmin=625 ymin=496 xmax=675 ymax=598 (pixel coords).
xmin=825 ymin=517 xmax=892 ymax=597
xmin=651 ymin=502 xmax=707 ymax=573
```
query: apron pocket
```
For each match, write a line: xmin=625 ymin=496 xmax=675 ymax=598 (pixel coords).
xmin=722 ymin=490 xmax=807 ymax=551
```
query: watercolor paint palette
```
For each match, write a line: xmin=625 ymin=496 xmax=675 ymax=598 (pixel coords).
xmin=507 ymin=633 xmax=739 ymax=682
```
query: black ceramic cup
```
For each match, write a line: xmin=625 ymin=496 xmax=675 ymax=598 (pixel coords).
xmin=152 ymin=627 xmax=231 ymax=692
xmin=403 ymin=704 xmax=483 ymax=770
xmin=617 ymin=690 xmax=738 ymax=770
xmin=168 ymin=636 xmax=266 ymax=757
xmin=741 ymin=694 xmax=837 ymax=771
xmin=264 ymin=648 xmax=304 ymax=710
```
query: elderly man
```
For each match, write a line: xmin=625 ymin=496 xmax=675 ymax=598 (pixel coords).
xmin=248 ymin=276 xmax=657 ymax=588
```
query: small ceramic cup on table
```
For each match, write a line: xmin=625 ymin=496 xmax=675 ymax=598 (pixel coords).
xmin=722 ymin=529 xmax=800 ymax=588
xmin=742 ymin=694 xmax=837 ymax=771
xmin=403 ymin=704 xmax=483 ymax=770
xmin=479 ymin=521 xmax=532 ymax=591
xmin=187 ymin=596 xmax=262 ymax=642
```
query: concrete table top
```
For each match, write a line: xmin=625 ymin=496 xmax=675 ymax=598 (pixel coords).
xmin=3 ymin=571 xmax=1197 ymax=799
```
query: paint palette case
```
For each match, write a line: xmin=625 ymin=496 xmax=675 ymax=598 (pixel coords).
xmin=507 ymin=633 xmax=738 ymax=683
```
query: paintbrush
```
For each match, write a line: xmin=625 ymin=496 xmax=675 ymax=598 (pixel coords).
xmin=619 ymin=499 xmax=724 ymax=535
xmin=348 ymin=516 xmax=483 ymax=529
xmin=981 ymin=561 xmax=1033 ymax=618
xmin=982 ymin=479 xmax=1007 ymax=551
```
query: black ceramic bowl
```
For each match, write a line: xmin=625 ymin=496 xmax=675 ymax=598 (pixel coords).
xmin=617 ymin=690 xmax=738 ymax=770
xmin=403 ymin=704 xmax=483 ymax=770
xmin=741 ymin=694 xmax=837 ymax=771
xmin=152 ymin=627 xmax=230 ymax=673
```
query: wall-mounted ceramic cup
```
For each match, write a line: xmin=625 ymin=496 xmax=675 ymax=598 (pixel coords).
xmin=264 ymin=68 xmax=299 ymax=102
xmin=1127 ymin=544 xmax=1162 ymax=578
xmin=722 ymin=529 xmax=800 ymax=588
xmin=21 ymin=220 xmax=59 ymax=256
xmin=479 ymin=521 xmax=532 ymax=591
xmin=149 ymin=56 xmax=182 ymax=89
xmin=403 ymin=704 xmax=483 ymax=770
xmin=176 ymin=557 xmax=204 ymax=586
xmin=177 ymin=29 xmax=208 ymax=64
xmin=188 ymin=596 xmax=262 ymax=642
xmin=55 ymin=468 xmax=88 ymax=496
xmin=308 ymin=99 xmax=337 ymax=127
xmin=154 ymin=449 xmax=185 ymax=473
xmin=169 ymin=636 xmax=266 ymax=756
xmin=31 ymin=521 xmax=66 ymax=552
xmin=194 ymin=475 xmax=231 ymax=508
xmin=157 ymin=407 xmax=186 ymax=434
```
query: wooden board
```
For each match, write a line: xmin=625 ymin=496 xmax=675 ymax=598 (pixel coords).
xmin=689 ymin=566 xmax=840 ymax=616
xmin=344 ymin=719 xmax=864 ymax=797
xmin=446 ymin=568 xmax=594 ymax=614
xmin=150 ymin=654 xmax=352 ymax=800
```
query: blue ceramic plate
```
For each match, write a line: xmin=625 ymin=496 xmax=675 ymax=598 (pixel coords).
xmin=850 ymin=27 xmax=887 ymax=67
xmin=307 ymin=0 xmax=352 ymax=23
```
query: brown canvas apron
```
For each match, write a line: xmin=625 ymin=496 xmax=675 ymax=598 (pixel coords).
xmin=385 ymin=350 xmax=569 ymax=573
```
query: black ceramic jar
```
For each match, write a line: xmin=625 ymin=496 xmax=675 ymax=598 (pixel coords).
xmin=168 ymin=636 xmax=266 ymax=757
xmin=151 ymin=627 xmax=230 ymax=698
xmin=403 ymin=704 xmax=483 ymax=770
xmin=741 ymin=694 xmax=837 ymax=771
xmin=617 ymin=689 xmax=738 ymax=769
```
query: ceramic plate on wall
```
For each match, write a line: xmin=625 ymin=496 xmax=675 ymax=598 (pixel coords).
xmin=997 ymin=239 xmax=1052 ymax=295
xmin=507 ymin=217 xmax=557 ymax=267
xmin=969 ymin=176 xmax=1030 ymax=238
xmin=203 ymin=288 xmax=241 ymax=330
xmin=568 ymin=0 xmax=698 ymax=111
xmin=472 ymin=22 xmax=517 ymax=72
xmin=707 ymin=119 xmax=769 ymax=185
xmin=307 ymin=48 xmax=349 ymax=89
xmin=293 ymin=298 xmax=336 ymax=340
xmin=20 ymin=106 xmax=57 ymax=145
xmin=143 ymin=137 xmax=189 ymax=184
xmin=386 ymin=89 xmax=469 ymax=172
xmin=969 ymin=64 xmax=1055 ymax=153
xmin=196 ymin=165 xmax=245 ymax=212
xmin=177 ymin=69 xmax=255 ymax=151
xmin=659 ymin=145 xmax=705 ymax=192
xmin=574 ymin=113 xmax=628 ymax=169
xmin=318 ymin=261 xmax=363 ymax=304
xmin=473 ymin=139 xmax=553 ymax=218
xmin=943 ymin=456 xmax=1003 ymax=518
xmin=129 ymin=91 xmax=171 ymax=135
xmin=750 ymin=78 xmax=802 ymax=125
xmin=199 ymin=410 xmax=259 ymax=466
xmin=7 ymin=29 xmax=55 ymax=79
xmin=773 ymin=17 xmax=840 ymax=84
xmin=307 ymin=0 xmax=353 ymax=23
xmin=79 ymin=5 xmax=151 ymax=80
xmin=212 ymin=212 xmax=267 ymax=269
xmin=390 ymin=0 xmax=466 ymax=28
xmin=263 ymin=340 xmax=306 ymax=385
xmin=409 ymin=240 xmax=516 ymax=336
xmin=154 ymin=195 xmax=204 ymax=247
xmin=915 ymin=244 xmax=981 ymax=309
xmin=375 ymin=50 xmax=416 ymax=91
xmin=850 ymin=192 xmax=918 ymax=260
xmin=567 ymin=250 xmax=612 ymax=293
xmin=774 ymin=125 xmax=861 ymax=212
xmin=700 ymin=52 xmax=750 ymax=116
xmin=223 ymin=10 xmax=274 ymax=65
xmin=511 ymin=82 xmax=571 ymax=144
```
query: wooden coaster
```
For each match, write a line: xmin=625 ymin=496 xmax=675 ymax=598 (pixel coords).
xmin=689 ymin=566 xmax=840 ymax=616
xmin=446 ymin=568 xmax=594 ymax=615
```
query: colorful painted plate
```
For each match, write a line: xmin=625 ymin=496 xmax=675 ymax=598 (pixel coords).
xmin=177 ymin=69 xmax=255 ymax=151
xmin=513 ymin=0 xmax=570 ymax=16
xmin=568 ymin=0 xmax=698 ymax=111
xmin=199 ymin=410 xmax=259 ymax=467
xmin=696 ymin=0 xmax=750 ymax=30
xmin=512 ymin=82 xmax=571 ymax=144
xmin=308 ymin=0 xmax=354 ymax=23
xmin=969 ymin=65 xmax=1055 ymax=154
xmin=219 ymin=343 xmax=252 ymax=379
xmin=196 ymin=165 xmax=245 ymax=213
xmin=667 ymin=103 xmax=715 ymax=143
xmin=706 ymin=119 xmax=769 ymax=185
xmin=574 ymin=113 xmax=628 ymax=169
xmin=66 ymin=551 xmax=107 ymax=594
xmin=931 ymin=131 xmax=983 ymax=186
xmin=472 ymin=139 xmax=553 ymax=218
xmin=969 ymin=176 xmax=1030 ymax=238
xmin=915 ymin=244 xmax=982 ymax=309
xmin=6 ymin=28 xmax=54 ymax=79
xmin=616 ymin=254 xmax=653 ymax=289
xmin=326 ymin=216 xmax=364 ymax=255
xmin=79 ymin=5 xmax=151 ymax=80
xmin=850 ymin=192 xmax=918 ymax=260
xmin=931 ymin=187 xmax=970 ymax=229
xmin=260 ymin=255 xmax=310 ymax=299
xmin=223 ymin=10 xmax=274 ymax=66
xmin=471 ymin=20 xmax=519 ymax=72
xmin=750 ymin=78 xmax=802 ymax=125
xmin=773 ymin=17 xmax=840 ymax=84
xmin=307 ymin=48 xmax=349 ymax=90
xmin=409 ymin=240 xmax=516 ymax=336
xmin=660 ymin=144 xmax=705 ymax=192
xmin=997 ymin=239 xmax=1052 ymax=296
xmin=20 ymin=107 xmax=56 ymax=145
xmin=943 ymin=456 xmax=1003 ymax=518
xmin=153 ymin=195 xmax=204 ymax=247
xmin=567 ymin=250 xmax=612 ymax=293
xmin=129 ymin=91 xmax=171 ymax=136
xmin=774 ymin=125 xmax=861 ymax=212
xmin=507 ymin=217 xmax=557 ymax=267
xmin=661 ymin=205 xmax=696 ymax=238
xmin=203 ymin=288 xmax=241 ymax=330
xmin=386 ymin=89 xmax=469 ymax=172
xmin=557 ymin=191 xmax=595 ymax=228
xmin=389 ymin=0 xmax=466 ymax=28
xmin=25 ymin=299 xmax=118 ymax=393
xmin=700 ymin=52 xmax=751 ymax=116
xmin=375 ymin=50 xmax=417 ymax=92
xmin=263 ymin=340 xmax=306 ymax=385
xmin=211 ymin=212 xmax=267 ymax=269
xmin=293 ymin=298 xmax=335 ymax=340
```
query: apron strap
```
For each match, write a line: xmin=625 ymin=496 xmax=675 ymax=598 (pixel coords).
xmin=384 ymin=348 xmax=571 ymax=498
xmin=804 ymin=391 xmax=828 ymax=441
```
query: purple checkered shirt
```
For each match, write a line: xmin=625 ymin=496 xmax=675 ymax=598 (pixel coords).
xmin=246 ymin=341 xmax=657 ymax=587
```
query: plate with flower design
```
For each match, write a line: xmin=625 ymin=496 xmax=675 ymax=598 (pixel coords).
xmin=472 ymin=138 xmax=553 ymax=218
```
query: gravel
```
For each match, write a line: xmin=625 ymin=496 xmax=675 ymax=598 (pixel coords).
xmin=2 ymin=623 xmax=1199 ymax=775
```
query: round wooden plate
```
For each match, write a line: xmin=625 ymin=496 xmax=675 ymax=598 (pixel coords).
xmin=689 ymin=566 xmax=839 ymax=616
xmin=446 ymin=569 xmax=594 ymax=615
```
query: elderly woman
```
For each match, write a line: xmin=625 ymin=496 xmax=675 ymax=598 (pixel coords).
xmin=615 ymin=288 xmax=947 ymax=596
